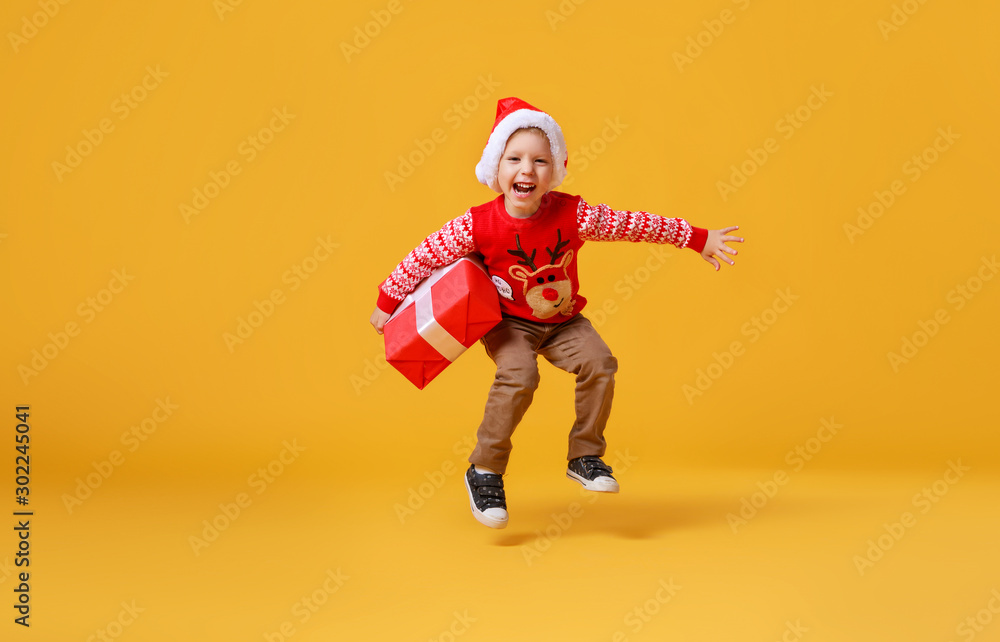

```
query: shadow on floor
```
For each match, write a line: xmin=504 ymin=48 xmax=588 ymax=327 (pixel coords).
xmin=490 ymin=493 xmax=857 ymax=546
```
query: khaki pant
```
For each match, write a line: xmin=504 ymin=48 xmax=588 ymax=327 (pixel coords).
xmin=469 ymin=314 xmax=618 ymax=475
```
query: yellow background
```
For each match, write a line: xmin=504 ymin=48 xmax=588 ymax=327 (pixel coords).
xmin=1 ymin=0 xmax=998 ymax=639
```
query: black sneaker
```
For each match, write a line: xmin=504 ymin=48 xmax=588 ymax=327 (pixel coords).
xmin=567 ymin=456 xmax=620 ymax=493
xmin=464 ymin=465 xmax=509 ymax=529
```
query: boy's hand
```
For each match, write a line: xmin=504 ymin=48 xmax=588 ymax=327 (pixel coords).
xmin=370 ymin=307 xmax=391 ymax=335
xmin=701 ymin=226 xmax=744 ymax=271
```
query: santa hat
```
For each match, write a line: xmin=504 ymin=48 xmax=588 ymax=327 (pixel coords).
xmin=475 ymin=97 xmax=568 ymax=193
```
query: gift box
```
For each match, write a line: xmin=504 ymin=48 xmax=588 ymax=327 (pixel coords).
xmin=384 ymin=255 xmax=502 ymax=390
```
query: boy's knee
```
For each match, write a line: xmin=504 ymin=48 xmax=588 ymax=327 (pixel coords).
xmin=597 ymin=353 xmax=618 ymax=377
xmin=580 ymin=352 xmax=617 ymax=380
xmin=496 ymin=362 xmax=540 ymax=391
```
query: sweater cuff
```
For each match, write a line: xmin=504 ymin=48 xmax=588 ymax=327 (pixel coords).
xmin=687 ymin=226 xmax=708 ymax=253
xmin=377 ymin=288 xmax=403 ymax=316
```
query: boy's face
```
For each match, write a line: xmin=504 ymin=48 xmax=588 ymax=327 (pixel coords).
xmin=498 ymin=129 xmax=553 ymax=218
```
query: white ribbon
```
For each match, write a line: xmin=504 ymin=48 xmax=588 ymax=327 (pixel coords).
xmin=415 ymin=288 xmax=466 ymax=362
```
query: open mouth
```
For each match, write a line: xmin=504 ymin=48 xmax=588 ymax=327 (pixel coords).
xmin=512 ymin=182 xmax=536 ymax=197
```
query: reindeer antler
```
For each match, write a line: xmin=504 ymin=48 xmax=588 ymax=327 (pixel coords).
xmin=507 ymin=234 xmax=537 ymax=271
xmin=546 ymin=229 xmax=570 ymax=263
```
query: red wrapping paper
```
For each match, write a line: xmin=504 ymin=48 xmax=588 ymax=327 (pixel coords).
xmin=384 ymin=256 xmax=502 ymax=389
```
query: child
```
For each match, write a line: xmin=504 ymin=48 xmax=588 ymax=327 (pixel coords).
xmin=371 ymin=97 xmax=742 ymax=529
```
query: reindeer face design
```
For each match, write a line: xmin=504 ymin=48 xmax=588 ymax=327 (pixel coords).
xmin=507 ymin=230 xmax=576 ymax=320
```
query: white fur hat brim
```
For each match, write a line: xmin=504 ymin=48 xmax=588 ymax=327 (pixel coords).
xmin=474 ymin=108 xmax=568 ymax=193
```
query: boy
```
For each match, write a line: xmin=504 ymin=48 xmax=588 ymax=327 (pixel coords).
xmin=371 ymin=97 xmax=742 ymax=529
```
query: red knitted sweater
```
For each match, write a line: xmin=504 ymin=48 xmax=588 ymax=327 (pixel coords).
xmin=377 ymin=192 xmax=707 ymax=323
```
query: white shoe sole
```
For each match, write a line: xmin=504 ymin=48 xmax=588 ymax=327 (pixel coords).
xmin=567 ymin=470 xmax=620 ymax=493
xmin=464 ymin=474 xmax=508 ymax=529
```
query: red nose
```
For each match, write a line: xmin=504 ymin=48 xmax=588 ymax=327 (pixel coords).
xmin=542 ymin=287 xmax=558 ymax=301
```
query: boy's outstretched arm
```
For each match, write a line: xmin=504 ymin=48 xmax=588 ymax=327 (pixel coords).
xmin=575 ymin=200 xmax=744 ymax=270
xmin=701 ymin=226 xmax=744 ymax=271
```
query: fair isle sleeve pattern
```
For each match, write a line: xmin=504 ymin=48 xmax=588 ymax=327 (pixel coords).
xmin=379 ymin=211 xmax=475 ymax=306
xmin=576 ymin=198 xmax=694 ymax=249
